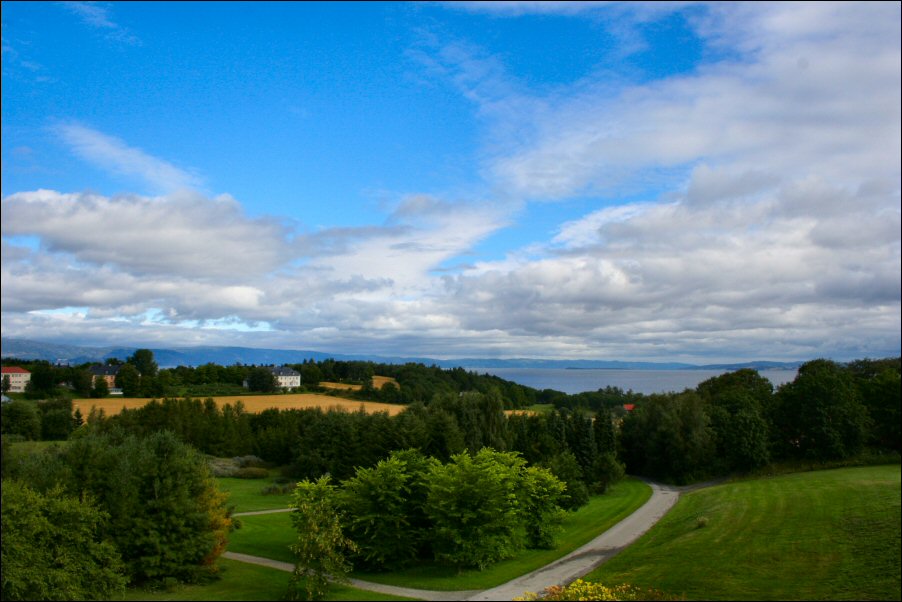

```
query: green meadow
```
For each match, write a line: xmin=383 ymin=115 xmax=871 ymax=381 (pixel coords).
xmin=586 ymin=464 xmax=901 ymax=601
xmin=126 ymin=465 xmax=902 ymax=600
xmin=216 ymin=474 xmax=293 ymax=513
xmin=118 ymin=559 xmax=411 ymax=601
xmin=228 ymin=477 xmax=652 ymax=591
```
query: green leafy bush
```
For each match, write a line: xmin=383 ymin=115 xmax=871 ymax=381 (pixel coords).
xmin=1 ymin=480 xmax=127 ymax=601
xmin=64 ymin=431 xmax=231 ymax=585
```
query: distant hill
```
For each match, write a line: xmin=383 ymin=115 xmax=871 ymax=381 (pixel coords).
xmin=0 ymin=337 xmax=803 ymax=371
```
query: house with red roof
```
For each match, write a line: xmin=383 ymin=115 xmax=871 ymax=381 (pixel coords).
xmin=1 ymin=366 xmax=31 ymax=393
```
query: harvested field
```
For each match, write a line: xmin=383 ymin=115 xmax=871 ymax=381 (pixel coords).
xmin=72 ymin=393 xmax=409 ymax=416
xmin=504 ymin=409 xmax=538 ymax=416
xmin=319 ymin=381 xmax=362 ymax=391
xmin=319 ymin=375 xmax=399 ymax=391
xmin=372 ymin=375 xmax=398 ymax=389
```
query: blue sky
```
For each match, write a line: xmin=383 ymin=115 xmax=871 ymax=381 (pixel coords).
xmin=2 ymin=1 xmax=900 ymax=363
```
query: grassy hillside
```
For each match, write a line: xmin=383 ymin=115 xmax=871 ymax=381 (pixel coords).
xmin=586 ymin=464 xmax=901 ymax=601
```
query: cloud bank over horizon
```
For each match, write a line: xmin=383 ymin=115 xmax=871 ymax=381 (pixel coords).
xmin=2 ymin=2 xmax=899 ymax=363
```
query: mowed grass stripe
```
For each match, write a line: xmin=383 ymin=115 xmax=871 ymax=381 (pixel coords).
xmin=586 ymin=465 xmax=901 ymax=601
xmin=227 ymin=478 xmax=651 ymax=591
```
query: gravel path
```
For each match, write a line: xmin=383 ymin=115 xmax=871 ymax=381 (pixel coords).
xmin=221 ymin=551 xmax=478 ymax=601
xmin=224 ymin=480 xmax=682 ymax=601
xmin=232 ymin=508 xmax=293 ymax=517
xmin=466 ymin=481 xmax=680 ymax=601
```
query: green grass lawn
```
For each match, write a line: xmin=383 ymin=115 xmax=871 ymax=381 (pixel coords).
xmin=118 ymin=558 xmax=414 ymax=601
xmin=227 ymin=511 xmax=296 ymax=561
xmin=586 ymin=464 xmax=901 ymax=601
xmin=228 ymin=477 xmax=652 ymax=591
xmin=216 ymin=473 xmax=293 ymax=513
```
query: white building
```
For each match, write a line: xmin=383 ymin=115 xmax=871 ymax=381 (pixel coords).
xmin=1 ymin=366 xmax=31 ymax=393
xmin=243 ymin=365 xmax=302 ymax=390
xmin=270 ymin=366 xmax=301 ymax=389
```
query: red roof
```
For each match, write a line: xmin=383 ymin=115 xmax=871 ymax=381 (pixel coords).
xmin=623 ymin=404 xmax=636 ymax=411
xmin=1 ymin=366 xmax=30 ymax=374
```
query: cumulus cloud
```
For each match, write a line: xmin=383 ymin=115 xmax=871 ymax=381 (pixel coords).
xmin=3 ymin=3 xmax=899 ymax=362
xmin=1 ymin=184 xmax=514 ymax=353
xmin=420 ymin=2 xmax=901 ymax=361
xmin=1 ymin=189 xmax=293 ymax=279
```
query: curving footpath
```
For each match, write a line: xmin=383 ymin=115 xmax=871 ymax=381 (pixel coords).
xmin=466 ymin=481 xmax=680 ymax=601
xmin=224 ymin=480 xmax=681 ymax=601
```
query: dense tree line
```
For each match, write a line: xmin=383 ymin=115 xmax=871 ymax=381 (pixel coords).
xmin=2 ymin=354 xmax=539 ymax=407
xmin=77 ymin=391 xmax=621 ymax=497
xmin=4 ymin=355 xmax=898 ymax=488
xmin=618 ymin=359 xmax=900 ymax=483
xmin=287 ymin=448 xmax=567 ymax=599
xmin=1 ymin=429 xmax=230 ymax=599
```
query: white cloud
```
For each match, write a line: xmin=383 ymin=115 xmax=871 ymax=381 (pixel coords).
xmin=471 ymin=3 xmax=901 ymax=200
xmin=3 ymin=3 xmax=899 ymax=362
xmin=60 ymin=2 xmax=141 ymax=45
xmin=55 ymin=123 xmax=200 ymax=192
xmin=412 ymin=2 xmax=901 ymax=361
xmin=1 ymin=189 xmax=292 ymax=279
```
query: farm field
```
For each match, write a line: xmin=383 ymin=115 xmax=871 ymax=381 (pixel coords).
xmin=227 ymin=478 xmax=652 ymax=591
xmin=72 ymin=393 xmax=408 ymax=416
xmin=320 ymin=375 xmax=398 ymax=391
xmin=586 ymin=464 xmax=901 ymax=601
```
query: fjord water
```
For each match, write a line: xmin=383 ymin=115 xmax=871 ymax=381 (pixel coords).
xmin=474 ymin=368 xmax=799 ymax=395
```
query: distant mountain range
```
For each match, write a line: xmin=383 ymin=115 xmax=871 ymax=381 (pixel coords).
xmin=0 ymin=337 xmax=803 ymax=372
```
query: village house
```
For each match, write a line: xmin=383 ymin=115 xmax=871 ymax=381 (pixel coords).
xmin=270 ymin=365 xmax=302 ymax=389
xmin=1 ymin=366 xmax=31 ymax=393
xmin=243 ymin=365 xmax=302 ymax=389
xmin=89 ymin=364 xmax=120 ymax=388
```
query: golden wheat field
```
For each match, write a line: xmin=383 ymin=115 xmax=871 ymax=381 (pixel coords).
xmin=319 ymin=376 xmax=399 ymax=391
xmin=72 ymin=393 xmax=408 ymax=417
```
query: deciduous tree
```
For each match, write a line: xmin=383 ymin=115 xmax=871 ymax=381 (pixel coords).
xmin=287 ymin=476 xmax=356 ymax=601
xmin=1 ymin=481 xmax=127 ymax=601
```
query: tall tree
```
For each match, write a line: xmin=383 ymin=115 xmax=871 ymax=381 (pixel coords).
xmin=114 ymin=364 xmax=141 ymax=397
xmin=287 ymin=476 xmax=356 ymax=601
xmin=697 ymin=370 xmax=772 ymax=472
xmin=339 ymin=453 xmax=434 ymax=569
xmin=1 ymin=481 xmax=127 ymax=601
xmin=63 ymin=430 xmax=231 ymax=584
xmin=773 ymin=359 xmax=870 ymax=461
xmin=1 ymin=400 xmax=41 ymax=440
xmin=127 ymin=349 xmax=158 ymax=379
xmin=426 ymin=449 xmax=526 ymax=569
xmin=247 ymin=367 xmax=278 ymax=393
